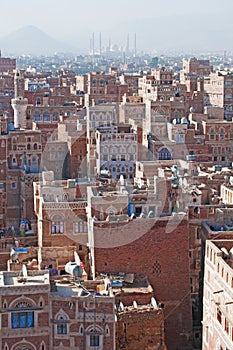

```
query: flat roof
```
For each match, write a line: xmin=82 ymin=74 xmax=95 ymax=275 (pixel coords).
xmin=0 ymin=270 xmax=50 ymax=287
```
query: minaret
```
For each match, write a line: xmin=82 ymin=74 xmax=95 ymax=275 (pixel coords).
xmin=134 ymin=32 xmax=137 ymax=57
xmin=99 ymin=32 xmax=102 ymax=55
xmin=11 ymin=71 xmax=28 ymax=129
xmin=126 ymin=33 xmax=130 ymax=53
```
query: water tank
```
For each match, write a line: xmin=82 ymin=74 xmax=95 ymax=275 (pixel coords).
xmin=7 ymin=123 xmax=14 ymax=131
xmin=65 ymin=262 xmax=83 ymax=278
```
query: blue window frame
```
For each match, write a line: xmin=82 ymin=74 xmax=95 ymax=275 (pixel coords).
xmin=12 ymin=311 xmax=34 ymax=328
xmin=90 ymin=334 xmax=99 ymax=347
xmin=57 ymin=323 xmax=67 ymax=334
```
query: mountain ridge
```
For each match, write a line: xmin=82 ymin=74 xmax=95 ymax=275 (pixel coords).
xmin=0 ymin=25 xmax=78 ymax=55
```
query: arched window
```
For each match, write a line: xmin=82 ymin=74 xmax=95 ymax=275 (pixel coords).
xmin=90 ymin=333 xmax=100 ymax=347
xmin=155 ymin=108 xmax=165 ymax=115
xmin=33 ymin=111 xmax=41 ymax=122
xmin=30 ymin=156 xmax=38 ymax=172
xmin=106 ymin=206 xmax=117 ymax=215
xmin=43 ymin=111 xmax=50 ymax=122
xmin=103 ymin=147 xmax=108 ymax=155
xmin=86 ymin=325 xmax=104 ymax=348
xmin=51 ymin=216 xmax=64 ymax=234
xmin=158 ymin=148 xmax=172 ymax=160
xmin=58 ymin=148 xmax=63 ymax=159
xmin=14 ymin=344 xmax=35 ymax=350
xmin=57 ymin=320 xmax=67 ymax=334
xmin=225 ymin=89 xmax=232 ymax=101
xmin=100 ymin=79 xmax=105 ymax=87
xmin=56 ymin=313 xmax=69 ymax=335
xmin=52 ymin=111 xmax=59 ymax=122
xmin=11 ymin=302 xmax=34 ymax=329
xmin=12 ymin=157 xmax=17 ymax=166
xmin=63 ymin=193 xmax=69 ymax=201
xmin=50 ymin=148 xmax=55 ymax=159
xmin=74 ymin=218 xmax=86 ymax=233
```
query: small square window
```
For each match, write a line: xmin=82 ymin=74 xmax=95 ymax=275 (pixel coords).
xmin=11 ymin=182 xmax=17 ymax=189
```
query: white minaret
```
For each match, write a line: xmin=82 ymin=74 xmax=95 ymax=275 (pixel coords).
xmin=11 ymin=71 xmax=28 ymax=129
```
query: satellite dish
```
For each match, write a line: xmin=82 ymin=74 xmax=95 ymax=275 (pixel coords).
xmin=133 ymin=300 xmax=138 ymax=309
xmin=148 ymin=210 xmax=154 ymax=218
xmin=74 ymin=251 xmax=81 ymax=265
xmin=22 ymin=264 xmax=28 ymax=278
xmin=10 ymin=248 xmax=18 ymax=262
xmin=151 ymin=297 xmax=158 ymax=309
xmin=119 ymin=302 xmax=124 ymax=311
xmin=221 ymin=247 xmax=229 ymax=258
xmin=138 ymin=178 xmax=142 ymax=189
xmin=119 ymin=175 xmax=125 ymax=186
xmin=229 ymin=247 xmax=233 ymax=259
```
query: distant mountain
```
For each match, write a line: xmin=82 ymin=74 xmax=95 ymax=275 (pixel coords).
xmin=0 ymin=25 xmax=77 ymax=55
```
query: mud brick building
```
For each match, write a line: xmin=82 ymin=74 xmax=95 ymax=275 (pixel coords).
xmin=0 ymin=270 xmax=50 ymax=350
xmin=89 ymin=214 xmax=193 ymax=350
xmin=33 ymin=172 xmax=90 ymax=273
xmin=202 ymin=239 xmax=233 ymax=350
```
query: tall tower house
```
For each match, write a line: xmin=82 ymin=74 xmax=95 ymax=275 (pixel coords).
xmin=11 ymin=71 xmax=28 ymax=129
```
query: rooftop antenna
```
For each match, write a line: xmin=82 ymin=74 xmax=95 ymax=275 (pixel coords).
xmin=126 ymin=33 xmax=130 ymax=52
xmin=89 ymin=37 xmax=92 ymax=55
xmin=134 ymin=32 xmax=137 ymax=57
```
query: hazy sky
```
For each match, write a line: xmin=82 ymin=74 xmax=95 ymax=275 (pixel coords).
xmin=1 ymin=0 xmax=233 ymax=52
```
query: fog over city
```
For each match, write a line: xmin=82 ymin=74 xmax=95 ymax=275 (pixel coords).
xmin=0 ymin=0 xmax=233 ymax=54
